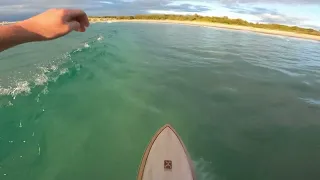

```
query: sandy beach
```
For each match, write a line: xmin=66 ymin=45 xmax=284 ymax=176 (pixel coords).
xmin=90 ymin=19 xmax=320 ymax=41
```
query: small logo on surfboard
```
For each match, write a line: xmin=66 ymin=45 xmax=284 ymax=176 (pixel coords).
xmin=164 ymin=160 xmax=172 ymax=170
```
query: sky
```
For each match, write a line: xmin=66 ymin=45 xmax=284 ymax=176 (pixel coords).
xmin=1 ymin=0 xmax=320 ymax=29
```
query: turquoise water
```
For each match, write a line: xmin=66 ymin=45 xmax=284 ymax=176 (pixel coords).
xmin=1 ymin=22 xmax=320 ymax=180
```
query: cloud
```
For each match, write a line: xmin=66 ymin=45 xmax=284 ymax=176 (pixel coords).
xmin=0 ymin=0 xmax=319 ymax=28
xmin=98 ymin=1 xmax=114 ymax=4
xmin=228 ymin=6 xmax=279 ymax=15
xmin=219 ymin=0 xmax=320 ymax=4
xmin=0 ymin=0 xmax=107 ymax=20
xmin=226 ymin=5 xmax=308 ymax=26
xmin=162 ymin=3 xmax=212 ymax=13
xmin=259 ymin=13 xmax=305 ymax=25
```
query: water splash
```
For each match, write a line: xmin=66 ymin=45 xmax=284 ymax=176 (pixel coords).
xmin=38 ymin=144 xmax=41 ymax=155
xmin=59 ymin=68 xmax=69 ymax=75
xmin=0 ymin=63 xmax=64 ymax=99
xmin=84 ymin=43 xmax=90 ymax=48
xmin=50 ymin=65 xmax=58 ymax=71
xmin=0 ymin=35 xmax=104 ymax=107
xmin=0 ymin=54 xmax=68 ymax=97
xmin=0 ymin=81 xmax=31 ymax=99
xmin=7 ymin=101 xmax=13 ymax=106
xmin=97 ymin=35 xmax=104 ymax=41
xmin=34 ymin=74 xmax=49 ymax=86
xmin=193 ymin=157 xmax=218 ymax=180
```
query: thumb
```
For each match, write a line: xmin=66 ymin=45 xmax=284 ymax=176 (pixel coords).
xmin=67 ymin=21 xmax=81 ymax=32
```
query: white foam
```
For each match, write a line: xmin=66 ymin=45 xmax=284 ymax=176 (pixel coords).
xmin=0 ymin=53 xmax=71 ymax=98
xmin=39 ymin=67 xmax=50 ymax=73
xmin=52 ymin=76 xmax=59 ymax=82
xmin=7 ymin=101 xmax=13 ymax=106
xmin=301 ymin=98 xmax=320 ymax=105
xmin=42 ymin=86 xmax=49 ymax=95
xmin=193 ymin=157 xmax=216 ymax=180
xmin=0 ymin=42 xmax=88 ymax=99
xmin=75 ymin=64 xmax=81 ymax=71
xmin=84 ymin=43 xmax=90 ymax=48
xmin=35 ymin=94 xmax=40 ymax=102
xmin=59 ymin=68 xmax=69 ymax=75
xmin=11 ymin=81 xmax=31 ymax=98
xmin=35 ymin=74 xmax=49 ymax=85
xmin=50 ymin=65 xmax=58 ymax=71
xmin=62 ymin=53 xmax=71 ymax=59
xmin=97 ymin=35 xmax=104 ymax=41
xmin=74 ymin=48 xmax=83 ymax=52
xmin=0 ymin=86 xmax=11 ymax=95
xmin=38 ymin=144 xmax=41 ymax=155
xmin=0 ymin=81 xmax=31 ymax=98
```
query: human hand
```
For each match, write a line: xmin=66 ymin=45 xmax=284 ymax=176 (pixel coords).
xmin=17 ymin=9 xmax=90 ymax=41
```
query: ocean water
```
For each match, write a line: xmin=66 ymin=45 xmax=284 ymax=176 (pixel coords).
xmin=1 ymin=22 xmax=320 ymax=180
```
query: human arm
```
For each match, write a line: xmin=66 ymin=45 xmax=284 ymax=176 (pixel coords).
xmin=0 ymin=24 xmax=37 ymax=52
xmin=0 ymin=9 xmax=90 ymax=52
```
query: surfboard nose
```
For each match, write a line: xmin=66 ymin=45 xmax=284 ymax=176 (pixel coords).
xmin=137 ymin=124 xmax=196 ymax=180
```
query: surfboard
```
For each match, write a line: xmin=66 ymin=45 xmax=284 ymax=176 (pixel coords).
xmin=137 ymin=124 xmax=196 ymax=180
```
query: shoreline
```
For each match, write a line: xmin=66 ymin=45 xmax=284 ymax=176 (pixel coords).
xmin=91 ymin=19 xmax=320 ymax=42
xmin=0 ymin=21 xmax=16 ymax=26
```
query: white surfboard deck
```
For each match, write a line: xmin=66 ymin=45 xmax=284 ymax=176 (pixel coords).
xmin=137 ymin=124 xmax=196 ymax=180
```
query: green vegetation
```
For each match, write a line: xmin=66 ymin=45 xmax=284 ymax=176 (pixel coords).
xmin=89 ymin=14 xmax=320 ymax=36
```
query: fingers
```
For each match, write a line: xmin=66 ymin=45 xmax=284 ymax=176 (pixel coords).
xmin=77 ymin=14 xmax=90 ymax=28
xmin=68 ymin=21 xmax=81 ymax=32
xmin=65 ymin=9 xmax=89 ymax=27
xmin=66 ymin=9 xmax=86 ymax=19
xmin=79 ymin=24 xmax=86 ymax=32
xmin=62 ymin=9 xmax=89 ymax=33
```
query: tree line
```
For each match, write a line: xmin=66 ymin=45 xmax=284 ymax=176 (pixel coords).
xmin=89 ymin=14 xmax=320 ymax=36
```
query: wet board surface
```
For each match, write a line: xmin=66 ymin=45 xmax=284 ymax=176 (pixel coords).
xmin=137 ymin=124 xmax=196 ymax=180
